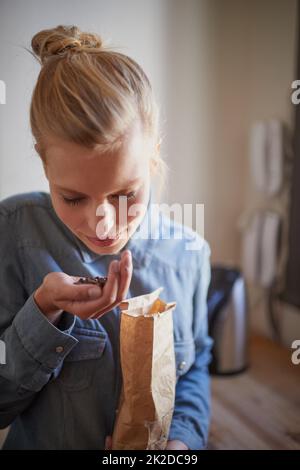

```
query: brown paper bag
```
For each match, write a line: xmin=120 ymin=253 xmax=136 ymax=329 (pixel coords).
xmin=111 ymin=287 xmax=177 ymax=450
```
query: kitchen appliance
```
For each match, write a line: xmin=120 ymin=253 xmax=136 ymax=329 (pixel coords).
xmin=207 ymin=266 xmax=249 ymax=375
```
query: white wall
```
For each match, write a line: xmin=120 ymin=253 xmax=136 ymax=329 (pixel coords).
xmin=0 ymin=0 xmax=169 ymax=196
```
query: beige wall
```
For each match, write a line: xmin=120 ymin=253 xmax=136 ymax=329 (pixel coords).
xmin=165 ymin=0 xmax=297 ymax=266
xmin=216 ymin=0 xmax=298 ymax=341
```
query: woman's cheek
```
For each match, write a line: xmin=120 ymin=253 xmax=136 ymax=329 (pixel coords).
xmin=52 ymin=198 xmax=82 ymax=230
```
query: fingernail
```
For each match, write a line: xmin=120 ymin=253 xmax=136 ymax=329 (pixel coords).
xmin=88 ymin=286 xmax=102 ymax=299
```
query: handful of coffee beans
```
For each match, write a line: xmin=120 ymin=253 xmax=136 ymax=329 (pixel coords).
xmin=73 ymin=276 xmax=108 ymax=287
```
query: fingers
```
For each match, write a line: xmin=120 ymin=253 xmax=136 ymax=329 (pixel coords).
xmin=91 ymin=250 xmax=132 ymax=319
xmin=55 ymin=275 xmax=103 ymax=303
xmin=55 ymin=250 xmax=132 ymax=319
xmin=101 ymin=260 xmax=120 ymax=304
xmin=68 ymin=259 xmax=118 ymax=309
xmin=89 ymin=260 xmax=120 ymax=318
xmin=116 ymin=250 xmax=133 ymax=303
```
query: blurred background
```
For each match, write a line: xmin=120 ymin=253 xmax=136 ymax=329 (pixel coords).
xmin=0 ymin=0 xmax=299 ymax=450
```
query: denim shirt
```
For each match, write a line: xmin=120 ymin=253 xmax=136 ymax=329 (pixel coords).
xmin=0 ymin=190 xmax=213 ymax=450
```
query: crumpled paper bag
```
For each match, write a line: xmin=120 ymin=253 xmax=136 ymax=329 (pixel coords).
xmin=111 ymin=287 xmax=177 ymax=450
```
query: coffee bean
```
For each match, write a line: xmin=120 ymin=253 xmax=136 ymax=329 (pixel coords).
xmin=73 ymin=276 xmax=108 ymax=287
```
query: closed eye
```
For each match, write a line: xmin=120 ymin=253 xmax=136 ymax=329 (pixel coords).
xmin=61 ymin=191 xmax=137 ymax=206
xmin=61 ymin=196 xmax=84 ymax=206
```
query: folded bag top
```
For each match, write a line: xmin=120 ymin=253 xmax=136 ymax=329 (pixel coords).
xmin=119 ymin=287 xmax=176 ymax=317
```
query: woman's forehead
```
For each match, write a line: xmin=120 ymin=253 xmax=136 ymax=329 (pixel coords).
xmin=44 ymin=137 xmax=150 ymax=197
xmin=44 ymin=119 xmax=154 ymax=161
xmin=46 ymin=140 xmax=149 ymax=180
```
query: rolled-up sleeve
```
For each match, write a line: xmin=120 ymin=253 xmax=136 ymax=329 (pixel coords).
xmin=2 ymin=294 xmax=78 ymax=391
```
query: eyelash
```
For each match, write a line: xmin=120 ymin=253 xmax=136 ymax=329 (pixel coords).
xmin=62 ymin=192 xmax=137 ymax=206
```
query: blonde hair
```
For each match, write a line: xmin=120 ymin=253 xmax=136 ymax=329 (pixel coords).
xmin=29 ymin=25 xmax=168 ymax=199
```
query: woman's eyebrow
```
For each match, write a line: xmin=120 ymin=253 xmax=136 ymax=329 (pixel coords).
xmin=55 ymin=186 xmax=88 ymax=196
xmin=55 ymin=178 xmax=142 ymax=196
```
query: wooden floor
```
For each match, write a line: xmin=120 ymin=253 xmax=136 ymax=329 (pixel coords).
xmin=208 ymin=334 xmax=300 ymax=450
xmin=1 ymin=334 xmax=299 ymax=450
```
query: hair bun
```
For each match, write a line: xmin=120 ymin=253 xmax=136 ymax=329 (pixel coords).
xmin=31 ymin=25 xmax=103 ymax=64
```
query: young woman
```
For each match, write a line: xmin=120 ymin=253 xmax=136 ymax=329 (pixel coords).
xmin=0 ymin=25 xmax=213 ymax=450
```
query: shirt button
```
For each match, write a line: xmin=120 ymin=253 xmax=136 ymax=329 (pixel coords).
xmin=55 ymin=346 xmax=64 ymax=354
xmin=178 ymin=361 xmax=186 ymax=371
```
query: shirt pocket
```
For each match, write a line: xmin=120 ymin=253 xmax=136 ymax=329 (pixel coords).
xmin=57 ymin=327 xmax=107 ymax=392
xmin=174 ymin=339 xmax=196 ymax=379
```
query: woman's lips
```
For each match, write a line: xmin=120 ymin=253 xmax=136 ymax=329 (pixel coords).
xmin=85 ymin=232 xmax=122 ymax=247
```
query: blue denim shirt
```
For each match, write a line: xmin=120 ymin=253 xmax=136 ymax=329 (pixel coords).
xmin=0 ymin=190 xmax=213 ymax=450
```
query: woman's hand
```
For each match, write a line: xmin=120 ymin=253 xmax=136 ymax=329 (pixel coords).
xmin=34 ymin=249 xmax=132 ymax=324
